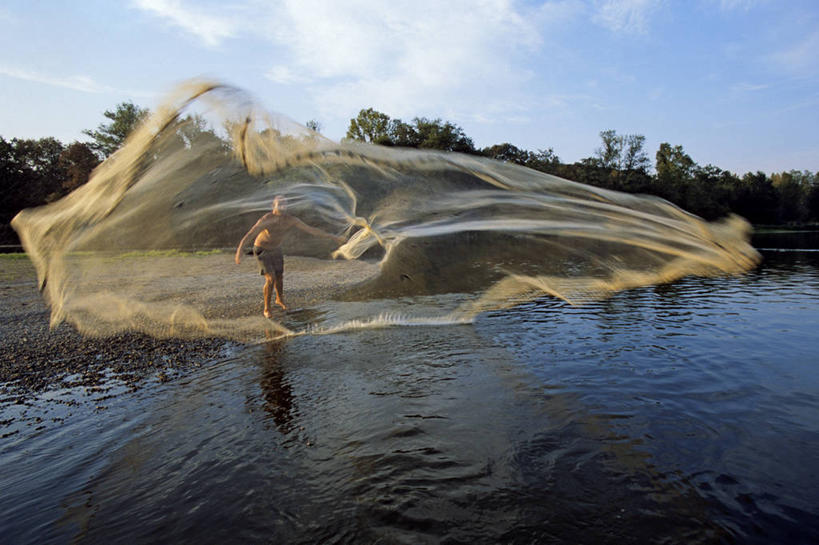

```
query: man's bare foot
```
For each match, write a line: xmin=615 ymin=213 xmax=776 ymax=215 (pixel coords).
xmin=275 ymin=299 xmax=287 ymax=310
xmin=264 ymin=309 xmax=272 ymax=318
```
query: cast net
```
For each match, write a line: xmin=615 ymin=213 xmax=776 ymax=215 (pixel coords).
xmin=12 ymin=80 xmax=760 ymax=341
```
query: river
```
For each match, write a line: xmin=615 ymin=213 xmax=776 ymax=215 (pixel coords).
xmin=1 ymin=231 xmax=818 ymax=544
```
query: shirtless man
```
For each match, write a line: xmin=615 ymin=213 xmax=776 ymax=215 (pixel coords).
xmin=235 ymin=196 xmax=344 ymax=317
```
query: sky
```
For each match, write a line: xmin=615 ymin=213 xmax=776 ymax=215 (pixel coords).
xmin=1 ymin=0 xmax=817 ymax=175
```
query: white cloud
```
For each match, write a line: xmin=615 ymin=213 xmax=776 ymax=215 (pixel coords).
xmin=254 ymin=0 xmax=550 ymax=122
xmin=132 ymin=0 xmax=238 ymax=47
xmin=0 ymin=65 xmax=113 ymax=93
xmin=592 ymin=0 xmax=662 ymax=34
xmin=129 ymin=0 xmax=616 ymax=126
xmin=0 ymin=65 xmax=155 ymax=100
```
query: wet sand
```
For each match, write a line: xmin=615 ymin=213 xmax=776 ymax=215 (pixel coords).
xmin=0 ymin=253 xmax=377 ymax=402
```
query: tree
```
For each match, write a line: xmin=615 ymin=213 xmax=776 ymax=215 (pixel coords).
xmin=59 ymin=141 xmax=100 ymax=191
xmin=305 ymin=119 xmax=322 ymax=133
xmin=388 ymin=118 xmax=419 ymax=147
xmin=411 ymin=117 xmax=475 ymax=153
xmin=0 ymin=137 xmax=31 ymax=220
xmin=807 ymin=177 xmax=819 ymax=222
xmin=345 ymin=109 xmax=477 ymax=153
xmin=345 ymin=108 xmax=392 ymax=144
xmin=595 ymin=129 xmax=622 ymax=169
xmin=1 ymin=136 xmax=71 ymax=243
xmin=83 ymin=101 xmax=150 ymax=158
xmin=527 ymin=148 xmax=561 ymax=174
xmin=167 ymin=113 xmax=231 ymax=154
xmin=622 ymin=134 xmax=650 ymax=172
xmin=481 ymin=143 xmax=530 ymax=165
xmin=15 ymin=137 xmax=64 ymax=184
xmin=4 ymin=137 xmax=66 ymax=203
xmin=655 ymin=143 xmax=695 ymax=184
xmin=688 ymin=164 xmax=733 ymax=219
xmin=592 ymin=130 xmax=649 ymax=172
xmin=480 ymin=144 xmax=560 ymax=173
xmin=772 ymin=170 xmax=811 ymax=224
xmin=574 ymin=130 xmax=651 ymax=192
xmin=728 ymin=171 xmax=778 ymax=225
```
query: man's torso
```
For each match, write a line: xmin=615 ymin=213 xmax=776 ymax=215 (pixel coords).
xmin=253 ymin=213 xmax=295 ymax=249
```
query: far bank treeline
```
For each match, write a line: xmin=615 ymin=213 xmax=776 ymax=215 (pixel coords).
xmin=2 ymin=102 xmax=818 ymax=246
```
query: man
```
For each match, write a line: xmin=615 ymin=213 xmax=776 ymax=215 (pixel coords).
xmin=235 ymin=196 xmax=344 ymax=317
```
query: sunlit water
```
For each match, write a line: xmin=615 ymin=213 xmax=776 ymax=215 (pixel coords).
xmin=1 ymin=232 xmax=818 ymax=544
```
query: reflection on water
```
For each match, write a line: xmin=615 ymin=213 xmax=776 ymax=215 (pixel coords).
xmin=1 ymin=233 xmax=818 ymax=544
xmin=257 ymin=342 xmax=296 ymax=435
xmin=753 ymin=230 xmax=819 ymax=250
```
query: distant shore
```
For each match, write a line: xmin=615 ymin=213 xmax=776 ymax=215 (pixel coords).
xmin=752 ymin=224 xmax=819 ymax=233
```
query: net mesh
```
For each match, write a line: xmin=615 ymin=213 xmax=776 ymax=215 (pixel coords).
xmin=12 ymin=80 xmax=760 ymax=341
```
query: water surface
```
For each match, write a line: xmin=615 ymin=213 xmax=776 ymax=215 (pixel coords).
xmin=1 ymin=232 xmax=817 ymax=544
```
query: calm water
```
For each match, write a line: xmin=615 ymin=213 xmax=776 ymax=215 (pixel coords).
xmin=2 ymin=232 xmax=818 ymax=544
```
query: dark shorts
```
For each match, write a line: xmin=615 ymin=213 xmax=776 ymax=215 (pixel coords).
xmin=253 ymin=246 xmax=284 ymax=277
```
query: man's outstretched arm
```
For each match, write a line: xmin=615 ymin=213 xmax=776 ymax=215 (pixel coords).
xmin=235 ymin=219 xmax=264 ymax=264
xmin=292 ymin=218 xmax=346 ymax=244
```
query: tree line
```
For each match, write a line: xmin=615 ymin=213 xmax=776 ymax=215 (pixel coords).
xmin=0 ymin=102 xmax=231 ymax=246
xmin=2 ymin=102 xmax=817 ymax=246
xmin=344 ymin=108 xmax=819 ymax=225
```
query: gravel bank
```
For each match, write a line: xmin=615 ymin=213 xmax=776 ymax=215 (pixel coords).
xmin=0 ymin=253 xmax=377 ymax=403
xmin=0 ymin=257 xmax=230 ymax=402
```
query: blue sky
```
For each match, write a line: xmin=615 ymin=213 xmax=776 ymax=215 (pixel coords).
xmin=1 ymin=0 xmax=817 ymax=175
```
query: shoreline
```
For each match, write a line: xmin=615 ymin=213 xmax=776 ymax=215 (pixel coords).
xmin=0 ymin=252 xmax=378 ymax=403
xmin=0 ymin=255 xmax=231 ymax=403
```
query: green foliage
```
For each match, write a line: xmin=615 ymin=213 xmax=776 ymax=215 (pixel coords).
xmin=808 ymin=182 xmax=819 ymax=222
xmin=595 ymin=129 xmax=621 ymax=169
xmin=167 ymin=114 xmax=231 ymax=155
xmin=480 ymin=143 xmax=560 ymax=173
xmin=1 ymin=136 xmax=64 ymax=212
xmin=655 ymin=143 xmax=695 ymax=184
xmin=2 ymin=102 xmax=817 ymax=250
xmin=0 ymin=136 xmax=104 ymax=244
xmin=83 ymin=101 xmax=150 ymax=158
xmin=771 ymin=170 xmax=814 ymax=223
xmin=346 ymin=108 xmax=392 ymax=144
xmin=1 ymin=136 xmax=64 ymax=243
xmin=59 ymin=141 xmax=100 ymax=192
xmin=345 ymin=109 xmax=476 ymax=153
xmin=686 ymin=165 xmax=733 ymax=220
xmin=343 ymin=107 xmax=816 ymax=226
xmin=409 ymin=117 xmax=475 ymax=153
xmin=565 ymin=131 xmax=652 ymax=194
xmin=591 ymin=130 xmax=650 ymax=172
xmin=528 ymin=149 xmax=561 ymax=172
xmin=623 ymin=135 xmax=651 ymax=172
xmin=305 ymin=119 xmax=322 ymax=133
xmin=481 ymin=142 xmax=530 ymax=164
xmin=731 ymin=171 xmax=779 ymax=224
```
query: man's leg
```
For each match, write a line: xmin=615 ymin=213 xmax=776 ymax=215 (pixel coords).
xmin=263 ymin=274 xmax=274 ymax=317
xmin=274 ymin=272 xmax=286 ymax=310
